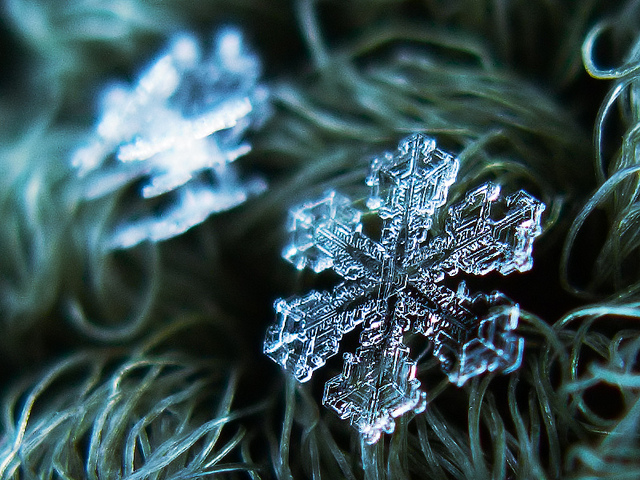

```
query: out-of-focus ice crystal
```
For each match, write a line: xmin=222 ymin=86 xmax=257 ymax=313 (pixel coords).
xmin=264 ymin=133 xmax=545 ymax=444
xmin=71 ymin=27 xmax=269 ymax=248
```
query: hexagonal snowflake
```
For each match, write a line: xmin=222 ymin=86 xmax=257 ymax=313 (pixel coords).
xmin=264 ymin=134 xmax=544 ymax=443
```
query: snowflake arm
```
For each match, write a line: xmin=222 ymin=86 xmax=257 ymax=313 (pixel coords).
xmin=264 ymin=280 xmax=378 ymax=382
xmin=324 ymin=340 xmax=426 ymax=445
xmin=366 ymin=134 xmax=459 ymax=256
xmin=440 ymin=183 xmax=544 ymax=276
xmin=282 ymin=191 xmax=384 ymax=279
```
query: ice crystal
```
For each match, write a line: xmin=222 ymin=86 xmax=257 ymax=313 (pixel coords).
xmin=264 ymin=134 xmax=545 ymax=444
xmin=72 ymin=27 xmax=269 ymax=248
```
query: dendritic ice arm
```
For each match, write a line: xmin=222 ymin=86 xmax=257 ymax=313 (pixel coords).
xmin=442 ymin=183 xmax=544 ymax=276
xmin=366 ymin=133 xmax=459 ymax=256
xmin=264 ymin=280 xmax=378 ymax=382
xmin=71 ymin=26 xmax=269 ymax=248
xmin=454 ymin=291 xmax=524 ymax=385
xmin=412 ymin=182 xmax=545 ymax=282
xmin=264 ymin=133 xmax=545 ymax=444
xmin=324 ymin=339 xmax=426 ymax=445
xmin=412 ymin=283 xmax=524 ymax=386
xmin=282 ymin=191 xmax=384 ymax=279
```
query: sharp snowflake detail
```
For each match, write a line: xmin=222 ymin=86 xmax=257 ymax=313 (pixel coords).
xmin=72 ymin=27 xmax=269 ymax=248
xmin=264 ymin=134 xmax=545 ymax=444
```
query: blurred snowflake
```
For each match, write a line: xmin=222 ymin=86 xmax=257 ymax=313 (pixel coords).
xmin=264 ymin=133 xmax=545 ymax=443
xmin=72 ymin=26 xmax=269 ymax=248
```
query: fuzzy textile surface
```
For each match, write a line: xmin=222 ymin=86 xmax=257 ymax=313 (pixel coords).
xmin=1 ymin=0 xmax=640 ymax=478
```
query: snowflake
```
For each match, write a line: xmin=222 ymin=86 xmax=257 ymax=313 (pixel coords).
xmin=264 ymin=134 xmax=545 ymax=444
xmin=71 ymin=26 xmax=269 ymax=248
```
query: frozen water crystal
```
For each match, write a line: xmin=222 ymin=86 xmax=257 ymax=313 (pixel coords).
xmin=264 ymin=133 xmax=545 ymax=444
xmin=71 ymin=27 xmax=269 ymax=248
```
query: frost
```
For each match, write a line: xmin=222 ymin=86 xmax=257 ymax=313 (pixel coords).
xmin=71 ymin=27 xmax=269 ymax=248
xmin=264 ymin=133 xmax=545 ymax=444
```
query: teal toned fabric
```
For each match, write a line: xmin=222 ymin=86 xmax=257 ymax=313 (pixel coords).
xmin=0 ymin=1 xmax=639 ymax=478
